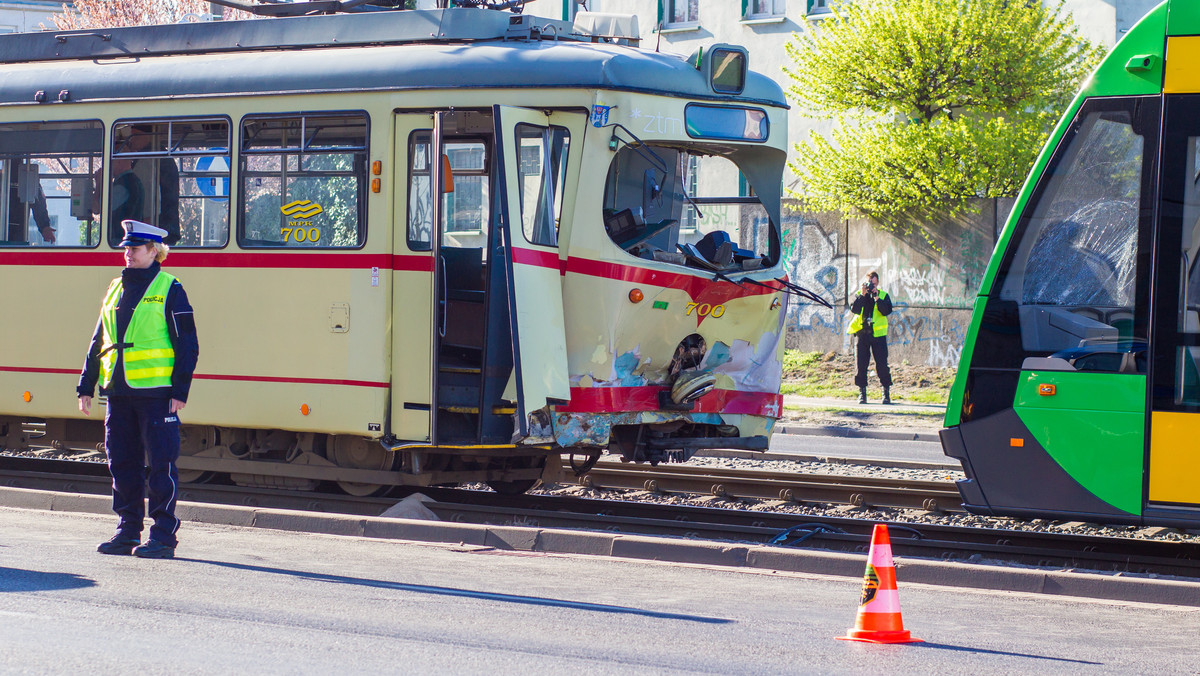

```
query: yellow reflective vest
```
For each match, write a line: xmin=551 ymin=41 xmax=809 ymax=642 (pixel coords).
xmin=99 ymin=272 xmax=176 ymax=389
xmin=847 ymin=290 xmax=889 ymax=337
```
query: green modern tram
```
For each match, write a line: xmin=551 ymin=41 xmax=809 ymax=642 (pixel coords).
xmin=942 ymin=0 xmax=1200 ymax=527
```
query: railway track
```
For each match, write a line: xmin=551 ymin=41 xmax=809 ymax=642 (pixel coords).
xmin=3 ymin=454 xmax=1199 ymax=580
xmin=581 ymin=460 xmax=962 ymax=512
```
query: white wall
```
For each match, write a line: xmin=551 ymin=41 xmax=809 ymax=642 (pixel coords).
xmin=0 ymin=0 xmax=66 ymax=32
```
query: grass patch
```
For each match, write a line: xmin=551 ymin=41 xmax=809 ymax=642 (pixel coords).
xmin=780 ymin=348 xmax=954 ymax=405
xmin=782 ymin=350 xmax=824 ymax=372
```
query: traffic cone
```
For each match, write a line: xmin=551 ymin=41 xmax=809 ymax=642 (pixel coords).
xmin=836 ymin=523 xmax=923 ymax=644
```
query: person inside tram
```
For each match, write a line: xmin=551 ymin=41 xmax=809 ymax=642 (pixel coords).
xmin=92 ymin=126 xmax=180 ymax=245
xmin=4 ymin=171 xmax=54 ymax=244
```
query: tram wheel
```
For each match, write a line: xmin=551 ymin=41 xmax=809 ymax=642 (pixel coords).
xmin=330 ymin=435 xmax=397 ymax=497
xmin=178 ymin=425 xmax=216 ymax=484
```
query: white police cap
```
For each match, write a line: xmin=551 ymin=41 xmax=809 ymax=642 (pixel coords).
xmin=119 ymin=219 xmax=168 ymax=246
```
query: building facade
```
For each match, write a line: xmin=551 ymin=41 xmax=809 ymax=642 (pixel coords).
xmin=514 ymin=0 xmax=1161 ymax=367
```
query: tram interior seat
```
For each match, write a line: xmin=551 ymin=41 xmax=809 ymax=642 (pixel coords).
xmin=441 ymin=247 xmax=485 ymax=352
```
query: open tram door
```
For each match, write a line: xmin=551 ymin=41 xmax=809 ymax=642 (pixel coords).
xmin=492 ymin=105 xmax=572 ymax=438
xmin=392 ymin=108 xmax=518 ymax=448
xmin=1147 ymin=93 xmax=1200 ymax=519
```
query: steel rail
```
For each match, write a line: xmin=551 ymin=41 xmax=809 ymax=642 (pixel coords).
xmin=3 ymin=454 xmax=1198 ymax=579
xmin=579 ymin=460 xmax=962 ymax=512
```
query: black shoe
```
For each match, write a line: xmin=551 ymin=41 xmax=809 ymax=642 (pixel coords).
xmin=857 ymin=387 xmax=867 ymax=404
xmin=882 ymin=388 xmax=893 ymax=405
xmin=133 ymin=540 xmax=176 ymax=559
xmin=97 ymin=533 xmax=140 ymax=556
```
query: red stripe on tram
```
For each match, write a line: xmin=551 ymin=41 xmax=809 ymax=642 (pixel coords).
xmin=0 ymin=365 xmax=388 ymax=389
xmin=0 ymin=366 xmax=79 ymax=375
xmin=0 ymin=250 xmax=434 ymax=272
xmin=511 ymin=247 xmax=564 ymax=271
xmin=193 ymin=373 xmax=390 ymax=389
xmin=564 ymin=256 xmax=782 ymax=305
xmin=558 ymin=386 xmax=783 ymax=417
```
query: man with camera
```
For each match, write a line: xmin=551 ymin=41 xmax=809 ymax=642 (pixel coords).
xmin=847 ymin=270 xmax=893 ymax=404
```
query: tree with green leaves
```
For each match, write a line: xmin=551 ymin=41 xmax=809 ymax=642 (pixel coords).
xmin=784 ymin=0 xmax=1104 ymax=238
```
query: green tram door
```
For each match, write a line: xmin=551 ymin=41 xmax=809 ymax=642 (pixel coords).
xmin=1147 ymin=94 xmax=1200 ymax=517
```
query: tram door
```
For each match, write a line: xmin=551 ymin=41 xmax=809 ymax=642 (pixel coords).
xmin=492 ymin=105 xmax=571 ymax=436
xmin=391 ymin=109 xmax=513 ymax=445
xmin=1148 ymin=94 xmax=1200 ymax=511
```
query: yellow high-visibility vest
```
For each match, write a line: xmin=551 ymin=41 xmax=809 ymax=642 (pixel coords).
xmin=847 ymin=290 xmax=889 ymax=337
xmin=99 ymin=272 xmax=176 ymax=389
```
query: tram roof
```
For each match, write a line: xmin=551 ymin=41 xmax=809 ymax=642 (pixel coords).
xmin=0 ymin=9 xmax=787 ymax=107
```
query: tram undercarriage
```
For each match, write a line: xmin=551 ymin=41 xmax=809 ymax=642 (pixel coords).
xmin=0 ymin=415 xmax=559 ymax=496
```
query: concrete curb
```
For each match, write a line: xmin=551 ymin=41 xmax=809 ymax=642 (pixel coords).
xmin=776 ymin=424 xmax=941 ymax=443
xmin=4 ymin=485 xmax=1196 ymax=608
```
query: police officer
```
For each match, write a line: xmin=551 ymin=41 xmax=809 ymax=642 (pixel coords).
xmin=847 ymin=270 xmax=893 ymax=404
xmin=77 ymin=219 xmax=199 ymax=559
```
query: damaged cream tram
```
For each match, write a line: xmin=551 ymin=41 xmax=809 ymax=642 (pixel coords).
xmin=0 ymin=7 xmax=806 ymax=494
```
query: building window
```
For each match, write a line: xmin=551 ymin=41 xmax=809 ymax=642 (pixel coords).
xmin=681 ymin=153 xmax=698 ymax=233
xmin=664 ymin=0 xmax=698 ymax=26
xmin=746 ymin=0 xmax=785 ymax=19
xmin=807 ymin=0 xmax=832 ymax=16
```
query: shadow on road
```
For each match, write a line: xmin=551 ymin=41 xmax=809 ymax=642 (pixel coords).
xmin=915 ymin=641 xmax=1103 ymax=665
xmin=180 ymin=557 xmax=732 ymax=624
xmin=0 ymin=566 xmax=96 ymax=593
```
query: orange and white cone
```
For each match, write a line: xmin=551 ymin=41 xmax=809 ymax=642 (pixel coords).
xmin=836 ymin=523 xmax=923 ymax=644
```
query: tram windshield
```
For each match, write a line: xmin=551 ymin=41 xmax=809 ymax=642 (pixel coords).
xmin=980 ymin=97 xmax=1157 ymax=374
xmin=602 ymin=145 xmax=773 ymax=272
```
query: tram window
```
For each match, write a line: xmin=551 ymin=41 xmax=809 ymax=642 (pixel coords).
xmin=406 ymin=133 xmax=491 ymax=251
xmin=0 ymin=121 xmax=102 ymax=248
xmin=107 ymin=118 xmax=230 ymax=248
xmin=1177 ymin=137 xmax=1200 ymax=334
xmin=980 ymin=97 xmax=1156 ymax=373
xmin=240 ymin=113 xmax=367 ymax=249
xmin=515 ymin=124 xmax=569 ymax=247
xmin=603 ymin=145 xmax=771 ymax=271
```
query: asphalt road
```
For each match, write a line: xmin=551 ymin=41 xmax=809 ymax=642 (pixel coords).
xmin=1 ymin=507 xmax=1196 ymax=674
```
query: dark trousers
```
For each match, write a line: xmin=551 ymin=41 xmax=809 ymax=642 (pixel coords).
xmin=104 ymin=396 xmax=182 ymax=546
xmin=855 ymin=333 xmax=892 ymax=388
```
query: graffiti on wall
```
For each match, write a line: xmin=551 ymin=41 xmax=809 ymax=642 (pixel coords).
xmin=774 ymin=207 xmax=991 ymax=367
xmin=779 ymin=213 xmax=842 ymax=336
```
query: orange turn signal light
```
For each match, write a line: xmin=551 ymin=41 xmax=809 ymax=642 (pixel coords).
xmin=22 ymin=391 xmax=31 ymax=403
xmin=1010 ymin=438 xmax=1025 ymax=447
xmin=1038 ymin=383 xmax=1056 ymax=396
xmin=300 ymin=404 xmax=311 ymax=416
xmin=371 ymin=178 xmax=381 ymax=193
xmin=371 ymin=160 xmax=382 ymax=176
xmin=629 ymin=288 xmax=644 ymax=303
